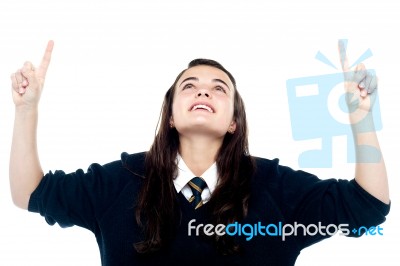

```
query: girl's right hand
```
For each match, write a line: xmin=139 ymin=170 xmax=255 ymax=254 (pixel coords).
xmin=10 ymin=40 xmax=54 ymax=109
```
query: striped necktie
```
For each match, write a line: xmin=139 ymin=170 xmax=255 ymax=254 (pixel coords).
xmin=188 ymin=176 xmax=207 ymax=209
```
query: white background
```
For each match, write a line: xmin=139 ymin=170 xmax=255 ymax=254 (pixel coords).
xmin=1 ymin=0 xmax=399 ymax=265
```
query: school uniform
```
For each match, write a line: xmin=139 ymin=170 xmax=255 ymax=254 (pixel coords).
xmin=28 ymin=152 xmax=390 ymax=265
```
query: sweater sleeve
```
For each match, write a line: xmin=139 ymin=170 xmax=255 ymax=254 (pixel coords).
xmin=261 ymin=158 xmax=390 ymax=248
xmin=27 ymin=158 xmax=127 ymax=233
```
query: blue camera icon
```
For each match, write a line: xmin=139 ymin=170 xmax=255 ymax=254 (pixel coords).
xmin=286 ymin=71 xmax=382 ymax=168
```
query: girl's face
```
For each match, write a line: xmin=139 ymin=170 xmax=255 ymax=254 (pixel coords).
xmin=171 ymin=65 xmax=236 ymax=139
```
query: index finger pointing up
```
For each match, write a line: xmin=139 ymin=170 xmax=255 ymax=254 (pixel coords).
xmin=38 ymin=40 xmax=54 ymax=77
xmin=338 ymin=39 xmax=349 ymax=72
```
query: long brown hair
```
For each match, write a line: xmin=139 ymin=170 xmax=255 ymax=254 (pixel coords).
xmin=134 ymin=59 xmax=255 ymax=254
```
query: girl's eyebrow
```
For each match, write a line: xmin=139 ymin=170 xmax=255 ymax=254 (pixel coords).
xmin=212 ymin=78 xmax=230 ymax=90
xmin=179 ymin=77 xmax=230 ymax=90
xmin=179 ymin=77 xmax=198 ymax=87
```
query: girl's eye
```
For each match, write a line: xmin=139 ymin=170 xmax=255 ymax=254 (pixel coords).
xmin=215 ymin=86 xmax=226 ymax=93
xmin=183 ymin=83 xmax=194 ymax=90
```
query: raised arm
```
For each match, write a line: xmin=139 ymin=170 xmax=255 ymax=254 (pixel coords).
xmin=9 ymin=41 xmax=54 ymax=209
xmin=339 ymin=40 xmax=389 ymax=204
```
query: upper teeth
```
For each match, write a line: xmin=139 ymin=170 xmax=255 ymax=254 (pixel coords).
xmin=192 ymin=104 xmax=213 ymax=113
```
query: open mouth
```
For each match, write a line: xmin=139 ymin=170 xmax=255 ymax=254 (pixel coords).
xmin=190 ymin=104 xmax=214 ymax=113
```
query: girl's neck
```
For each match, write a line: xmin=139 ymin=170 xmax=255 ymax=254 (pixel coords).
xmin=179 ymin=135 xmax=222 ymax=176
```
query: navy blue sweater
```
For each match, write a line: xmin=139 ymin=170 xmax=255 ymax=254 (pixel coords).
xmin=28 ymin=152 xmax=389 ymax=265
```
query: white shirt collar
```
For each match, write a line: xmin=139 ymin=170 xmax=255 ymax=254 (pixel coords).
xmin=173 ymin=154 xmax=218 ymax=196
